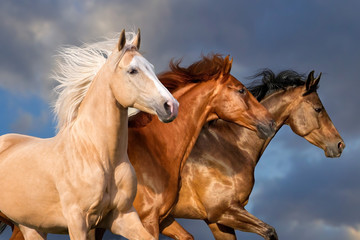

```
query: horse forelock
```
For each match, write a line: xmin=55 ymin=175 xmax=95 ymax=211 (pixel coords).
xmin=52 ymin=31 xmax=138 ymax=131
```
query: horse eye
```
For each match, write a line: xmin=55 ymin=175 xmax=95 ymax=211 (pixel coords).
xmin=128 ymin=68 xmax=138 ymax=75
xmin=314 ymin=107 xmax=322 ymax=113
xmin=238 ymin=88 xmax=246 ymax=94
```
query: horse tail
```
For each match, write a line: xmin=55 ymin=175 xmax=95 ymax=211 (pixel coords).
xmin=0 ymin=221 xmax=6 ymax=234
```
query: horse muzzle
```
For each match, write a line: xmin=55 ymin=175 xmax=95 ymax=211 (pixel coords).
xmin=256 ymin=120 xmax=276 ymax=139
xmin=325 ymin=140 xmax=346 ymax=158
xmin=156 ymin=99 xmax=179 ymax=123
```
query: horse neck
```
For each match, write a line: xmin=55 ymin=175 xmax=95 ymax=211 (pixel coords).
xmin=68 ymin=67 xmax=128 ymax=166
xmin=212 ymin=87 xmax=301 ymax=166
xmin=257 ymin=87 xmax=302 ymax=156
xmin=133 ymin=80 xmax=218 ymax=173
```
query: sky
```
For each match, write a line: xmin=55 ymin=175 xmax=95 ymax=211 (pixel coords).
xmin=0 ymin=0 xmax=359 ymax=240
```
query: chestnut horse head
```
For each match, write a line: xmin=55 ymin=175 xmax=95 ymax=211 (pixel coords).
xmin=160 ymin=54 xmax=275 ymax=139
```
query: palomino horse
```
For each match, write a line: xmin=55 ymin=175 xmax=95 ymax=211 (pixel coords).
xmin=0 ymin=55 xmax=275 ymax=240
xmin=160 ymin=70 xmax=345 ymax=240
xmin=0 ymin=29 xmax=178 ymax=240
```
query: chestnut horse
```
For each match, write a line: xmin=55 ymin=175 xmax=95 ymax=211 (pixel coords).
xmin=0 ymin=29 xmax=178 ymax=240
xmin=0 ymin=55 xmax=275 ymax=240
xmin=160 ymin=70 xmax=345 ymax=240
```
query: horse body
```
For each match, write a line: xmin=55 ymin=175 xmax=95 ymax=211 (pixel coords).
xmin=161 ymin=70 xmax=345 ymax=240
xmin=0 ymin=29 xmax=179 ymax=240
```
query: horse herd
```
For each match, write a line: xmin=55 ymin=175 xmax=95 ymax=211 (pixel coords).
xmin=0 ymin=29 xmax=345 ymax=240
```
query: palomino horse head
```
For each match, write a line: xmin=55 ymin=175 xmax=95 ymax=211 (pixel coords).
xmin=106 ymin=29 xmax=178 ymax=122
xmin=211 ymin=56 xmax=275 ymax=139
xmin=286 ymin=71 xmax=345 ymax=157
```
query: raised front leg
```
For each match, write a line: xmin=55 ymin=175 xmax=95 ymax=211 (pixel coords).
xmin=210 ymin=204 xmax=278 ymax=240
xmin=138 ymin=210 xmax=161 ymax=239
xmin=160 ymin=216 xmax=194 ymax=240
xmin=205 ymin=221 xmax=236 ymax=240
xmin=101 ymin=207 xmax=155 ymax=240
xmin=64 ymin=208 xmax=89 ymax=240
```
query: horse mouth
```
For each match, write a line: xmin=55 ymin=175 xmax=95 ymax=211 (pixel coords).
xmin=325 ymin=149 xmax=343 ymax=158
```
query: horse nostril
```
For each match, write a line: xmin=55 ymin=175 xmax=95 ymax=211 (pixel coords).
xmin=338 ymin=141 xmax=345 ymax=151
xmin=164 ymin=101 xmax=173 ymax=115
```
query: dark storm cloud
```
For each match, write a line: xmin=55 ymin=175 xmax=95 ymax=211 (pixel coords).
xmin=0 ymin=1 xmax=359 ymax=240
xmin=253 ymin=151 xmax=360 ymax=227
xmin=246 ymin=133 xmax=360 ymax=240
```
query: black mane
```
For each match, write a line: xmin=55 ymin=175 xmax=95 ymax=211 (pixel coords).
xmin=247 ymin=69 xmax=306 ymax=101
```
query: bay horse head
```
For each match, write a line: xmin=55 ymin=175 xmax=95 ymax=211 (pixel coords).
xmin=106 ymin=29 xmax=178 ymax=123
xmin=286 ymin=71 xmax=345 ymax=157
xmin=210 ymin=55 xmax=275 ymax=139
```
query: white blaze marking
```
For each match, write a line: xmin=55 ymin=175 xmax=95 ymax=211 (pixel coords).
xmin=130 ymin=55 xmax=174 ymax=100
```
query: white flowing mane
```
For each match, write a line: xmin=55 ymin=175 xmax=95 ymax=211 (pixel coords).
xmin=52 ymin=32 xmax=137 ymax=131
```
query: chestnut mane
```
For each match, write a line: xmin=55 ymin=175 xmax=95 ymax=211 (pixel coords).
xmin=159 ymin=53 xmax=229 ymax=93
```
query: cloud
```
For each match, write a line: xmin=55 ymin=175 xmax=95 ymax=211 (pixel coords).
xmin=243 ymin=134 xmax=360 ymax=240
xmin=0 ymin=1 xmax=359 ymax=240
xmin=10 ymin=109 xmax=49 ymax=134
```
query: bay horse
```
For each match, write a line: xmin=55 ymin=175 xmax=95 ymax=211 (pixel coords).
xmin=160 ymin=70 xmax=345 ymax=240
xmin=0 ymin=55 xmax=275 ymax=239
xmin=0 ymin=29 xmax=178 ymax=240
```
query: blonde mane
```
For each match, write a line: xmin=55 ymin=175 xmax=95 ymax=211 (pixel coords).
xmin=52 ymin=32 xmax=136 ymax=131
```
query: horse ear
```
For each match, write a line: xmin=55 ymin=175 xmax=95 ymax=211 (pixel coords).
xmin=118 ymin=29 xmax=126 ymax=52
xmin=132 ymin=28 xmax=141 ymax=50
xmin=223 ymin=55 xmax=233 ymax=75
xmin=305 ymin=70 xmax=315 ymax=91
xmin=313 ymin=72 xmax=322 ymax=88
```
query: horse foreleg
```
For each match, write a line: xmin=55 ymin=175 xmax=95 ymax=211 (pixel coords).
xmin=160 ymin=215 xmax=194 ymax=240
xmin=138 ymin=210 xmax=161 ymax=239
xmin=101 ymin=207 xmax=155 ymax=240
xmin=63 ymin=208 xmax=89 ymax=240
xmin=18 ymin=225 xmax=46 ymax=240
xmin=212 ymin=205 xmax=278 ymax=240
xmin=11 ymin=225 xmax=25 ymax=240
xmin=205 ymin=221 xmax=236 ymax=240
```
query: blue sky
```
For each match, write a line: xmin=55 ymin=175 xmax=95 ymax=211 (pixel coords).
xmin=0 ymin=1 xmax=359 ymax=239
